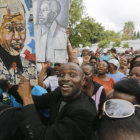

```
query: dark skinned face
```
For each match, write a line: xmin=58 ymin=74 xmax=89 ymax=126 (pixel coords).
xmin=82 ymin=50 xmax=89 ymax=56
xmin=129 ymin=67 xmax=140 ymax=83
xmin=120 ymin=58 xmax=127 ymax=67
xmin=0 ymin=13 xmax=25 ymax=56
xmin=97 ymin=61 xmax=108 ymax=75
xmin=109 ymin=63 xmax=116 ymax=72
xmin=82 ymin=65 xmax=94 ymax=87
xmin=58 ymin=63 xmax=84 ymax=100
xmin=90 ymin=59 xmax=97 ymax=66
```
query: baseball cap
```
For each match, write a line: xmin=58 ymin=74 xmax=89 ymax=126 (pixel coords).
xmin=103 ymin=49 xmax=108 ymax=53
xmin=108 ymin=59 xmax=120 ymax=69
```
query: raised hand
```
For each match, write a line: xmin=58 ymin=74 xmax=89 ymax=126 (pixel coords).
xmin=42 ymin=61 xmax=49 ymax=70
xmin=17 ymin=76 xmax=34 ymax=106
xmin=17 ymin=76 xmax=32 ymax=99
xmin=83 ymin=55 xmax=91 ymax=64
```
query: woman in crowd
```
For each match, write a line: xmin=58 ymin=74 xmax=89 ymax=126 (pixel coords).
xmin=130 ymin=55 xmax=140 ymax=72
xmin=94 ymin=61 xmax=115 ymax=95
xmin=82 ymin=63 xmax=106 ymax=112
xmin=89 ymin=56 xmax=98 ymax=74
xmin=107 ymin=59 xmax=126 ymax=82
xmin=129 ymin=63 xmax=140 ymax=83
xmin=110 ymin=48 xmax=118 ymax=59
xmin=95 ymin=52 xmax=100 ymax=62
xmin=128 ymin=55 xmax=140 ymax=82
xmin=119 ymin=58 xmax=129 ymax=75
xmin=89 ymin=56 xmax=98 ymax=67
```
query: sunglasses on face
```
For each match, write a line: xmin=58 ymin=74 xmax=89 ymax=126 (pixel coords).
xmin=103 ymin=99 xmax=140 ymax=119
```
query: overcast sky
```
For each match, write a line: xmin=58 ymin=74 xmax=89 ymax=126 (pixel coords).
xmin=83 ymin=0 xmax=140 ymax=32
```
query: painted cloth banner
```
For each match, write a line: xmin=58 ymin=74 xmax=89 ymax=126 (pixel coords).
xmin=34 ymin=0 xmax=69 ymax=63
xmin=0 ymin=0 xmax=69 ymax=85
xmin=0 ymin=0 xmax=37 ymax=85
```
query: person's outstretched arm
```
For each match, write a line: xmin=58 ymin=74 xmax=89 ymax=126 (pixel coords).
xmin=17 ymin=76 xmax=60 ymax=109
xmin=38 ymin=62 xmax=49 ymax=89
xmin=66 ymin=28 xmax=74 ymax=62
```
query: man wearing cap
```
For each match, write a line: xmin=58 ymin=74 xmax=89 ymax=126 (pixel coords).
xmin=38 ymin=62 xmax=61 ymax=92
xmin=100 ymin=49 xmax=110 ymax=61
xmin=107 ymin=59 xmax=126 ymax=82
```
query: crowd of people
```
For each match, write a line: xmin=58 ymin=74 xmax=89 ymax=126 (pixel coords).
xmin=0 ymin=34 xmax=140 ymax=140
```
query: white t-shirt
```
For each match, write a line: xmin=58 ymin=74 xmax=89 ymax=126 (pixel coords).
xmin=43 ymin=75 xmax=59 ymax=92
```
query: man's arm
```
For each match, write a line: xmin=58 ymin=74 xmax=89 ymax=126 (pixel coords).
xmin=67 ymin=38 xmax=74 ymax=63
xmin=17 ymin=76 xmax=57 ymax=109
xmin=38 ymin=62 xmax=49 ymax=89
xmin=82 ymin=55 xmax=91 ymax=66
xmin=66 ymin=28 xmax=74 ymax=62
xmin=99 ymin=88 xmax=106 ymax=114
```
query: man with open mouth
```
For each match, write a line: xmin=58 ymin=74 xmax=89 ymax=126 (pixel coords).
xmin=7 ymin=63 xmax=97 ymax=140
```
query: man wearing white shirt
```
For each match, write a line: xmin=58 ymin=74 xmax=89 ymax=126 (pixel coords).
xmin=43 ymin=75 xmax=59 ymax=91
xmin=38 ymin=62 xmax=61 ymax=91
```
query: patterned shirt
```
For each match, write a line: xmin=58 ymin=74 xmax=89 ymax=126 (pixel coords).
xmin=0 ymin=57 xmax=38 ymax=85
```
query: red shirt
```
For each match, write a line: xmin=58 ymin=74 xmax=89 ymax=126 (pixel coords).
xmin=94 ymin=76 xmax=115 ymax=95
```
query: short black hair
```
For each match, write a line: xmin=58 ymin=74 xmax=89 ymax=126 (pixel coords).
xmin=129 ymin=62 xmax=140 ymax=74
xmin=90 ymin=56 xmax=97 ymax=62
xmin=0 ymin=79 xmax=9 ymax=92
xmin=83 ymin=63 xmax=97 ymax=75
xmin=98 ymin=108 xmax=140 ymax=140
xmin=130 ymin=55 xmax=140 ymax=73
xmin=54 ymin=63 xmax=61 ymax=67
xmin=111 ymin=48 xmax=116 ymax=53
xmin=114 ymin=79 xmax=140 ymax=104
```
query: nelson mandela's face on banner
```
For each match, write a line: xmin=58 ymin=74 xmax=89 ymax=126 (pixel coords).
xmin=0 ymin=12 xmax=26 ymax=56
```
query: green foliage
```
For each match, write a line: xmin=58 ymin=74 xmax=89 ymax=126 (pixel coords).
xmin=113 ymin=39 xmax=121 ymax=47
xmin=69 ymin=1 xmax=139 ymax=48
xmin=84 ymin=42 xmax=92 ymax=47
xmin=69 ymin=0 xmax=84 ymax=28
xmin=98 ymin=40 xmax=110 ymax=48
xmin=70 ymin=16 xmax=105 ymax=48
xmin=76 ymin=17 xmax=105 ymax=46
xmin=69 ymin=0 xmax=84 ymax=48
xmin=122 ymin=21 xmax=135 ymax=40
xmin=123 ymin=43 xmax=130 ymax=48
xmin=132 ymin=32 xmax=137 ymax=40
xmin=103 ymin=30 xmax=120 ymax=41
xmin=121 ymin=34 xmax=130 ymax=41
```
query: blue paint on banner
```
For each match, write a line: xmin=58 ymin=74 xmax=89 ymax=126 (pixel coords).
xmin=28 ymin=14 xmax=34 ymax=36
xmin=28 ymin=39 xmax=35 ymax=54
xmin=24 ymin=0 xmax=32 ymax=11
